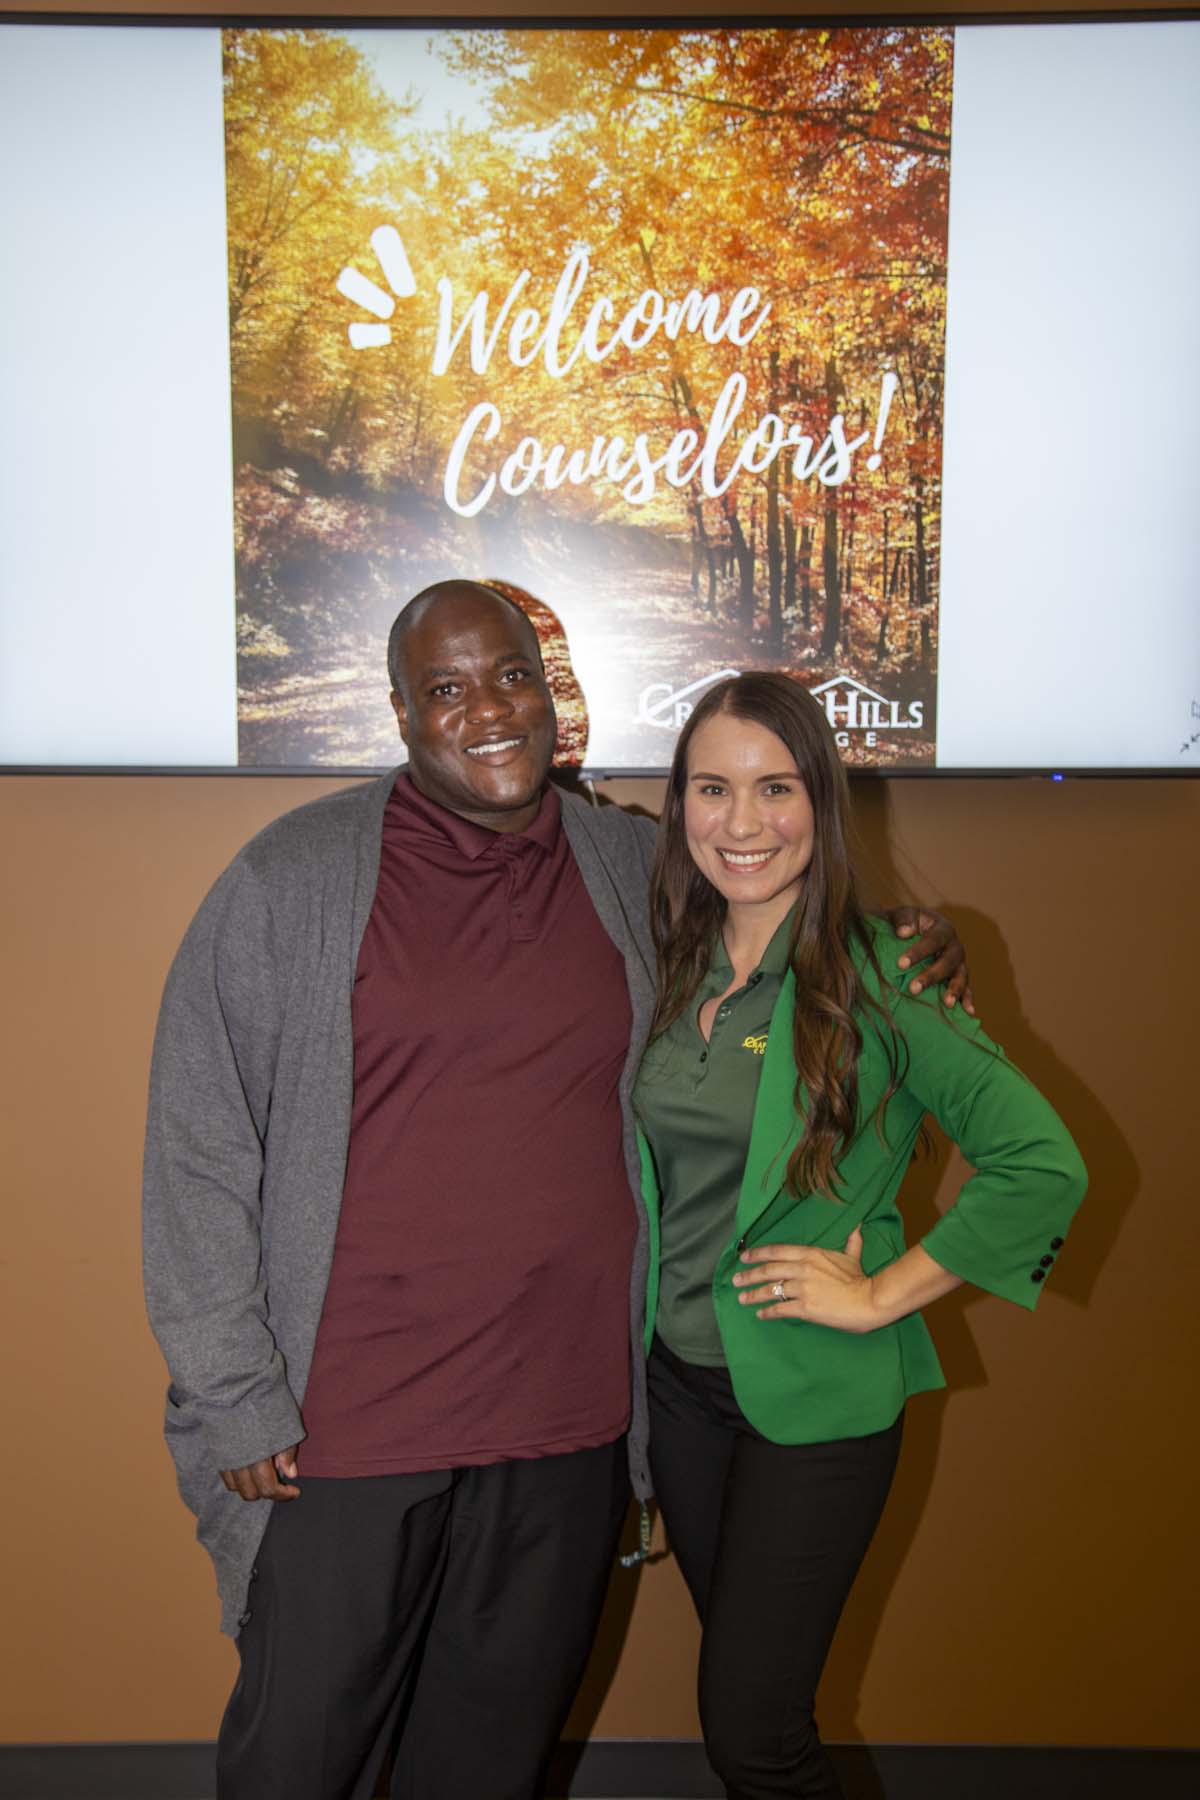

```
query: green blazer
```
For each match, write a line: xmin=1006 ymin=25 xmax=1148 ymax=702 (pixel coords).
xmin=638 ymin=923 xmax=1087 ymax=1444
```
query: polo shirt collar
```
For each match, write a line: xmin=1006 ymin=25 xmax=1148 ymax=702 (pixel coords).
xmin=396 ymin=768 xmax=561 ymax=861
xmin=710 ymin=905 xmax=796 ymax=982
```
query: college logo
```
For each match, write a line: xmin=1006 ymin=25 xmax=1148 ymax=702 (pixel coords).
xmin=636 ymin=670 xmax=741 ymax=730
xmin=809 ymin=675 xmax=924 ymax=748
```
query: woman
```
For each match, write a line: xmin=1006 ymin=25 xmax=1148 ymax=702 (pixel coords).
xmin=635 ymin=673 xmax=1086 ymax=1800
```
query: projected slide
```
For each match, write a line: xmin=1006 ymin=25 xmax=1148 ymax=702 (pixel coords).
xmin=226 ymin=27 xmax=950 ymax=770
xmin=1 ymin=20 xmax=1198 ymax=772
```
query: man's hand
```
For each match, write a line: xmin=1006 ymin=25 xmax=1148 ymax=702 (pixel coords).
xmin=888 ymin=906 xmax=975 ymax=1015
xmin=219 ymin=1446 xmax=300 ymax=1503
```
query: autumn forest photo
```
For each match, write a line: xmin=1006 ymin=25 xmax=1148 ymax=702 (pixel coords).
xmin=225 ymin=25 xmax=954 ymax=768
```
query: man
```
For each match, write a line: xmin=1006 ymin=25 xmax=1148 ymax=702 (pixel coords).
xmin=143 ymin=580 xmax=965 ymax=1800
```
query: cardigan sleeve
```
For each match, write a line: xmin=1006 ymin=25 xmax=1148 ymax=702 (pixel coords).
xmin=142 ymin=856 xmax=305 ymax=1470
xmin=886 ymin=989 xmax=1087 ymax=1310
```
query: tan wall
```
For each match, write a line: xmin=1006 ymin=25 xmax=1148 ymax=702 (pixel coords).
xmin=3 ymin=768 xmax=1197 ymax=1746
xmin=4 ymin=0 xmax=1199 ymax=1754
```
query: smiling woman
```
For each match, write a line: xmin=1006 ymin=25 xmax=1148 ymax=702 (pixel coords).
xmin=634 ymin=670 xmax=1086 ymax=1799
xmin=683 ymin=712 xmax=817 ymax=924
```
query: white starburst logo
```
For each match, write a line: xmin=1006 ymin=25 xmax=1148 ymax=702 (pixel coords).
xmin=335 ymin=226 xmax=416 ymax=349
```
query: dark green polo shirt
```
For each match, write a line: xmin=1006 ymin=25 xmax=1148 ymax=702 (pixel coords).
xmin=634 ymin=915 xmax=793 ymax=1365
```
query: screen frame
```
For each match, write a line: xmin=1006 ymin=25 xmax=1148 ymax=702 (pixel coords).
xmin=3 ymin=6 xmax=1198 ymax=782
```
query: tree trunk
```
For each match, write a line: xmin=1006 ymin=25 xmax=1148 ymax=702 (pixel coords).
xmin=765 ymin=349 xmax=784 ymax=653
xmin=690 ymin=499 xmax=718 ymax=613
xmin=876 ymin=509 xmax=891 ymax=662
xmin=820 ymin=494 xmax=840 ymax=659
xmin=819 ymin=357 xmax=843 ymax=659
xmin=784 ymin=508 xmax=797 ymax=625
xmin=912 ymin=477 xmax=932 ymax=665
xmin=408 ymin=386 xmax=426 ymax=477
xmin=725 ymin=503 xmax=756 ymax=626
xmin=799 ymin=521 xmax=813 ymax=630
xmin=840 ymin=497 xmax=855 ymax=651
xmin=325 ymin=382 xmax=357 ymax=459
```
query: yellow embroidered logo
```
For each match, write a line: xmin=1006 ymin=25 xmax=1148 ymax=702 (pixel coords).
xmin=742 ymin=1033 xmax=768 ymax=1056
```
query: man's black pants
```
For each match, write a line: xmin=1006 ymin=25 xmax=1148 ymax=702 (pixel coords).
xmin=648 ymin=1341 xmax=903 ymax=1800
xmin=216 ymin=1439 xmax=629 ymax=1800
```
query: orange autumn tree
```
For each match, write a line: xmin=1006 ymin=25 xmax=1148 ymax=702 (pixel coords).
xmin=443 ymin=26 xmax=953 ymax=674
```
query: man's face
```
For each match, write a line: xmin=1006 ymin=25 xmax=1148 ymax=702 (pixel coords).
xmin=390 ymin=588 xmax=557 ymax=832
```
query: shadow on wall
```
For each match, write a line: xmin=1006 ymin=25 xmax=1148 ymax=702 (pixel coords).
xmin=852 ymin=777 xmax=1136 ymax=1316
xmin=818 ymin=779 xmax=1135 ymax=1767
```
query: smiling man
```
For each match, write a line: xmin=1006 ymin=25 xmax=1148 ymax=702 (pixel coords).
xmin=143 ymin=580 xmax=965 ymax=1800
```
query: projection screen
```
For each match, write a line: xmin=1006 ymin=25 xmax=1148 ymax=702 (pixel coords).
xmin=1 ymin=16 xmax=1197 ymax=774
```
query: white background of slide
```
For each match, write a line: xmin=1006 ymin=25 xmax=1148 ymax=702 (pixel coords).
xmin=0 ymin=27 xmax=237 ymax=765
xmin=1 ymin=21 xmax=1198 ymax=769
xmin=937 ymin=22 xmax=1200 ymax=768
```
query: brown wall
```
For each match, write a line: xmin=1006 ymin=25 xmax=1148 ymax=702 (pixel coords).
xmin=3 ymin=769 xmax=1197 ymax=1746
xmin=4 ymin=0 xmax=1199 ymax=1754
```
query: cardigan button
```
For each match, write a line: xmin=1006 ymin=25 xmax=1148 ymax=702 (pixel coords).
xmin=1030 ymin=1269 xmax=1045 ymax=1283
xmin=1050 ymin=1236 xmax=1064 ymax=1250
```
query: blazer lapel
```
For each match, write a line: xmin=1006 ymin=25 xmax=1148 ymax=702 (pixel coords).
xmin=735 ymin=971 xmax=807 ymax=1235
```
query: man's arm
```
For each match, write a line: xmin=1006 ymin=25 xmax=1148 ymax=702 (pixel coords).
xmin=883 ymin=906 xmax=975 ymax=1014
xmin=143 ymin=857 xmax=304 ymax=1493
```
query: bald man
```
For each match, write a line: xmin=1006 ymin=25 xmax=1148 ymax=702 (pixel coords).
xmin=143 ymin=581 xmax=965 ymax=1800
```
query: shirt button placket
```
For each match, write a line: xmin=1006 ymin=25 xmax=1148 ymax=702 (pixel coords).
xmin=501 ymin=840 xmax=533 ymax=942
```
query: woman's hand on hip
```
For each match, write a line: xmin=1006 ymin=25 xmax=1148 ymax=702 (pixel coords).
xmin=733 ymin=1230 xmax=880 ymax=1333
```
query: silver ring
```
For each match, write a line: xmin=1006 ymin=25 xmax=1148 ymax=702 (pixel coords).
xmin=772 ymin=1280 xmax=787 ymax=1301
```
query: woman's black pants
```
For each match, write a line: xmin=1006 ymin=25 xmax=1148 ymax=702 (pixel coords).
xmin=648 ymin=1339 xmax=903 ymax=1800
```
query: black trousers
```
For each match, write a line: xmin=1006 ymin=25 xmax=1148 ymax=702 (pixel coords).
xmin=216 ymin=1439 xmax=629 ymax=1800
xmin=648 ymin=1341 xmax=903 ymax=1800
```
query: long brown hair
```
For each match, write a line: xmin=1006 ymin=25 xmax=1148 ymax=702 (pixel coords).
xmin=649 ymin=672 xmax=902 ymax=1200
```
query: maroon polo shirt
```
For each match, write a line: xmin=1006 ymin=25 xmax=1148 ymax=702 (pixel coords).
xmin=298 ymin=773 xmax=636 ymax=1475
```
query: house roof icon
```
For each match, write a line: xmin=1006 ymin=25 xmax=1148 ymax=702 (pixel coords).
xmin=809 ymin=675 xmax=891 ymax=705
xmin=638 ymin=669 xmax=742 ymax=726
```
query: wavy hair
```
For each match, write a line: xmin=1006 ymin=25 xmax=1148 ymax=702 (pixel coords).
xmin=649 ymin=672 xmax=902 ymax=1200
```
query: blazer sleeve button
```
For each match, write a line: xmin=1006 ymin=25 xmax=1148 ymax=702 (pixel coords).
xmin=1030 ymin=1269 xmax=1046 ymax=1283
xmin=1050 ymin=1237 xmax=1064 ymax=1250
xmin=1040 ymin=1255 xmax=1054 ymax=1268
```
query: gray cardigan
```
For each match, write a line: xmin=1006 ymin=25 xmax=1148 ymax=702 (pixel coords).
xmin=142 ymin=771 xmax=659 ymax=1635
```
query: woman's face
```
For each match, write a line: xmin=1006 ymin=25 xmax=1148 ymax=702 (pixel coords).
xmin=683 ymin=711 xmax=815 ymax=917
